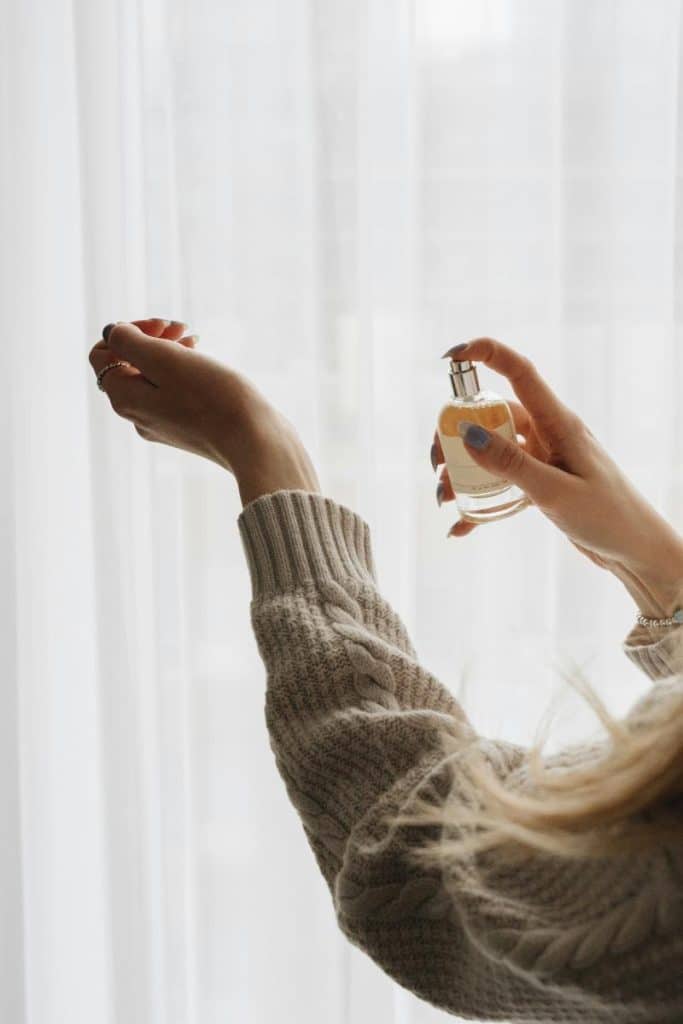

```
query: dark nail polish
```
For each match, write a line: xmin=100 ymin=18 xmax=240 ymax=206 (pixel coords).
xmin=430 ymin=442 xmax=439 ymax=472
xmin=436 ymin=481 xmax=445 ymax=507
xmin=102 ymin=323 xmax=115 ymax=344
xmin=459 ymin=422 xmax=491 ymax=449
xmin=441 ymin=342 xmax=469 ymax=359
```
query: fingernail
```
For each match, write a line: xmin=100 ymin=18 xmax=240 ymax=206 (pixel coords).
xmin=430 ymin=442 xmax=438 ymax=472
xmin=458 ymin=421 xmax=490 ymax=449
xmin=441 ymin=342 xmax=469 ymax=359
xmin=102 ymin=323 xmax=115 ymax=344
xmin=436 ymin=480 xmax=445 ymax=507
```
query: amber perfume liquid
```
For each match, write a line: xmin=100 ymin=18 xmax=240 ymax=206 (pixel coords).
xmin=437 ymin=360 xmax=529 ymax=523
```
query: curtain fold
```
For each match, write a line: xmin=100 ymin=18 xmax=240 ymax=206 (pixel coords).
xmin=2 ymin=2 xmax=682 ymax=1022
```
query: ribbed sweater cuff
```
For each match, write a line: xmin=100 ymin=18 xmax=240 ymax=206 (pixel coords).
xmin=237 ymin=490 xmax=377 ymax=599
xmin=623 ymin=623 xmax=683 ymax=681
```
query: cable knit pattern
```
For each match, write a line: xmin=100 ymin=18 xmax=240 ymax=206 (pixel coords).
xmin=237 ymin=489 xmax=683 ymax=1022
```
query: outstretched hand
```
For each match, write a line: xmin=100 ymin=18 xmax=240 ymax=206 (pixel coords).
xmin=88 ymin=318 xmax=320 ymax=506
xmin=432 ymin=337 xmax=683 ymax=618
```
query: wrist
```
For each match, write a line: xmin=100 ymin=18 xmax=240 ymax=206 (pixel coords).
xmin=206 ymin=402 xmax=321 ymax=505
xmin=634 ymin=572 xmax=683 ymax=619
xmin=233 ymin=430 xmax=321 ymax=508
xmin=238 ymin=468 xmax=321 ymax=508
xmin=613 ymin=545 xmax=683 ymax=619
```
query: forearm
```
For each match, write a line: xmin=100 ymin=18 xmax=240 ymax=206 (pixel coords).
xmin=229 ymin=403 xmax=683 ymax=619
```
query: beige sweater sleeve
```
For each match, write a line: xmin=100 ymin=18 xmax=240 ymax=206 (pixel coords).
xmin=237 ymin=489 xmax=683 ymax=1023
xmin=622 ymin=618 xmax=683 ymax=681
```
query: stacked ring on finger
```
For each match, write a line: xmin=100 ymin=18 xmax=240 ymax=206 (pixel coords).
xmin=97 ymin=361 xmax=130 ymax=391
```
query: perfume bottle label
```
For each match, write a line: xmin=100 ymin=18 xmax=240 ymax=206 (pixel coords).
xmin=438 ymin=418 xmax=516 ymax=495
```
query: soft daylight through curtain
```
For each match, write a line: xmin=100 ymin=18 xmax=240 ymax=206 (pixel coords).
xmin=1 ymin=1 xmax=682 ymax=1021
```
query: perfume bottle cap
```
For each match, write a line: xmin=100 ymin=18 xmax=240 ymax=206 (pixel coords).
xmin=448 ymin=358 xmax=480 ymax=399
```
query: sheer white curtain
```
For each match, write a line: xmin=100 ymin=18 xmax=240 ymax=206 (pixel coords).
xmin=2 ymin=1 xmax=683 ymax=1021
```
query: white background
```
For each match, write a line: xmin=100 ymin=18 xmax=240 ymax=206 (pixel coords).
xmin=2 ymin=1 xmax=682 ymax=1021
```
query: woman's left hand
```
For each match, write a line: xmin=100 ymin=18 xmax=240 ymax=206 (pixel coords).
xmin=88 ymin=318 xmax=320 ymax=506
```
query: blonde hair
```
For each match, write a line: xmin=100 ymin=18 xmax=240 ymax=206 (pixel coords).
xmin=389 ymin=633 xmax=683 ymax=882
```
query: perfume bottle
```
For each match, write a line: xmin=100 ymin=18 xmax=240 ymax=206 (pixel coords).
xmin=437 ymin=358 xmax=529 ymax=523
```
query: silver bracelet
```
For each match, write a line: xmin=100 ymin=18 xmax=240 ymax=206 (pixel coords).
xmin=636 ymin=608 xmax=683 ymax=628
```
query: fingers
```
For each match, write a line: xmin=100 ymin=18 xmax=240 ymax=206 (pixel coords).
xmin=104 ymin=322 xmax=186 ymax=383
xmin=457 ymin=419 xmax=570 ymax=507
xmin=431 ymin=433 xmax=478 ymax=537
xmin=431 ymin=431 xmax=445 ymax=471
xmin=432 ymin=389 xmax=561 ymax=536
xmin=435 ymin=470 xmax=480 ymax=539
xmin=431 ymin=403 xmax=537 ymax=485
xmin=435 ymin=467 xmax=478 ymax=538
xmin=89 ymin=339 xmax=142 ymax=375
xmin=89 ymin=342 xmax=163 ymax=419
xmin=507 ymin=399 xmax=533 ymax=438
xmin=437 ymin=465 xmax=455 ymax=504
xmin=88 ymin=344 xmax=140 ymax=380
xmin=131 ymin=317 xmax=177 ymax=338
xmin=132 ymin=317 xmax=199 ymax=348
xmin=442 ymin=338 xmax=581 ymax=448
xmin=432 ymin=404 xmax=545 ymax=538
xmin=432 ymin=404 xmax=534 ymax=472
xmin=447 ymin=519 xmax=478 ymax=539
xmin=90 ymin=316 xmax=196 ymax=428
xmin=507 ymin=399 xmax=550 ymax=463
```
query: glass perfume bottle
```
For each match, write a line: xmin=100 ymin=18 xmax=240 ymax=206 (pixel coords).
xmin=437 ymin=358 xmax=529 ymax=523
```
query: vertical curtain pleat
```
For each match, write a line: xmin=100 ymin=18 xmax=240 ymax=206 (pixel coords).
xmin=0 ymin=14 xmax=27 ymax=1018
xmin=3 ymin=1 xmax=112 ymax=1022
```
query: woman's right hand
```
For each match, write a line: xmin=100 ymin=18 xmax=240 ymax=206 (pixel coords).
xmin=432 ymin=338 xmax=683 ymax=619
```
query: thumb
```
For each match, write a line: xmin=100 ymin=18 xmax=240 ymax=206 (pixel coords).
xmin=458 ymin=420 xmax=566 ymax=506
xmin=104 ymin=322 xmax=181 ymax=381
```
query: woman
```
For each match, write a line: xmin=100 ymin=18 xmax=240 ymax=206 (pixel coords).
xmin=89 ymin=321 xmax=683 ymax=1022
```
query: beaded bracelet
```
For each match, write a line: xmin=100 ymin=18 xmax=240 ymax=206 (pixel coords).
xmin=636 ymin=608 xmax=683 ymax=628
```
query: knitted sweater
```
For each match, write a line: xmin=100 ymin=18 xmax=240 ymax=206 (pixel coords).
xmin=237 ymin=490 xmax=683 ymax=1023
